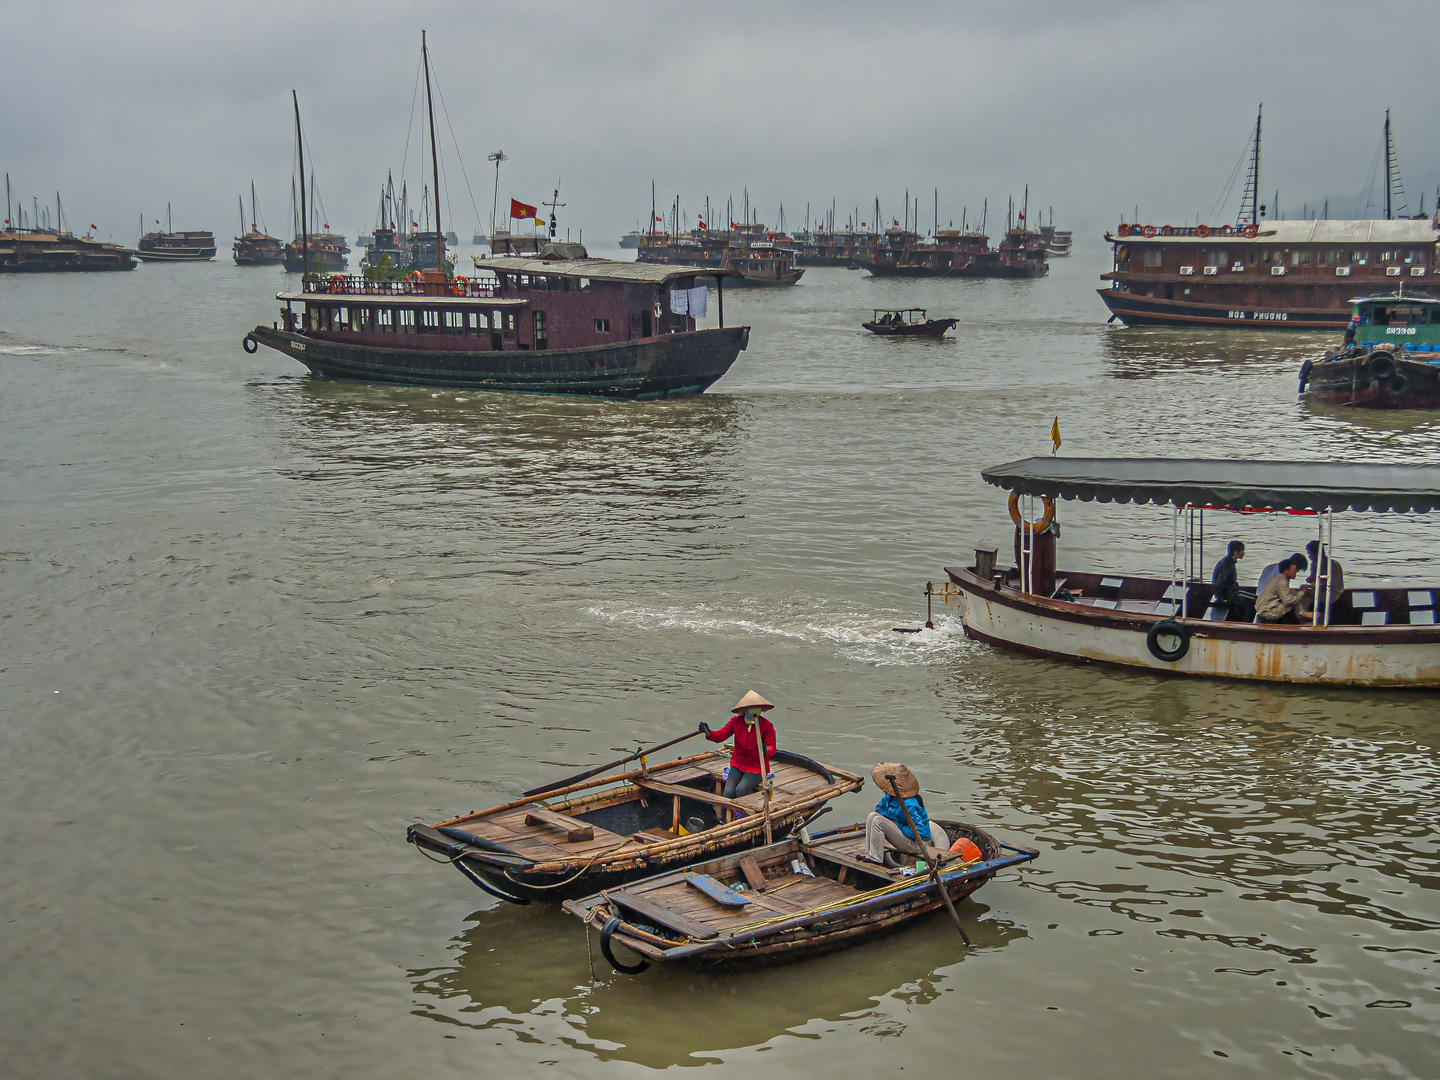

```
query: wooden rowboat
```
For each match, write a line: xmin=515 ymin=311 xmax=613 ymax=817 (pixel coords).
xmin=561 ymin=820 xmax=1038 ymax=972
xmin=407 ymin=748 xmax=864 ymax=904
xmin=863 ymin=308 xmax=958 ymax=338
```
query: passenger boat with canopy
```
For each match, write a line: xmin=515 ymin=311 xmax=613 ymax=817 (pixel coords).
xmin=561 ymin=820 xmax=1037 ymax=972
xmin=863 ymin=308 xmax=957 ymax=338
xmin=406 ymin=740 xmax=863 ymax=904
xmin=1300 ymin=292 xmax=1440 ymax=409
xmin=939 ymin=457 xmax=1440 ymax=687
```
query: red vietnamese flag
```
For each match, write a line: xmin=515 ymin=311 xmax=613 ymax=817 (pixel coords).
xmin=510 ymin=197 xmax=537 ymax=219
xmin=90 ymin=223 xmax=97 ymax=230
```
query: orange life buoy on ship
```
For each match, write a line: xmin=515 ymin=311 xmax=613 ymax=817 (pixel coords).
xmin=452 ymin=275 xmax=469 ymax=296
xmin=408 ymin=269 xmax=423 ymax=283
xmin=1008 ymin=492 xmax=1056 ymax=535
xmin=328 ymin=274 xmax=345 ymax=293
xmin=1196 ymin=224 xmax=1211 ymax=238
xmin=1142 ymin=225 xmax=1157 ymax=238
xmin=1117 ymin=223 xmax=1132 ymax=237
xmin=1219 ymin=224 xmax=1232 ymax=234
xmin=1242 ymin=224 xmax=1258 ymax=238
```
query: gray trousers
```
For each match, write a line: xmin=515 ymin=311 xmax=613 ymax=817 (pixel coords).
xmin=722 ymin=769 xmax=762 ymax=800
xmin=865 ymin=812 xmax=948 ymax=862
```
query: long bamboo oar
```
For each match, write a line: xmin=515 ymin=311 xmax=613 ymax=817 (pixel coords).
xmin=886 ymin=774 xmax=972 ymax=947
xmin=523 ymin=730 xmax=704 ymax=797
xmin=757 ymin=720 xmax=772 ymax=845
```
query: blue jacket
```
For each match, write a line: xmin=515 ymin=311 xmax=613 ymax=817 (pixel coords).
xmin=875 ymin=794 xmax=929 ymax=842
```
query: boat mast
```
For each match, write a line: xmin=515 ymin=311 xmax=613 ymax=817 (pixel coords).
xmin=1383 ymin=109 xmax=1407 ymax=219
xmin=1239 ymin=104 xmax=1261 ymax=226
xmin=239 ymin=195 xmax=245 ymax=238
xmin=421 ymin=30 xmax=443 ymax=271
xmin=5 ymin=173 xmax=10 ymax=232
xmin=251 ymin=181 xmax=258 ymax=235
xmin=294 ymin=90 xmax=308 ymax=279
xmin=487 ymin=151 xmax=506 ymax=240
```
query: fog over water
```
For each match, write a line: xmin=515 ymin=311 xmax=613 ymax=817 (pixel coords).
xmin=3 ymin=1 xmax=1439 ymax=243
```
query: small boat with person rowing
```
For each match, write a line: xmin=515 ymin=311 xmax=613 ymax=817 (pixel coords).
xmin=561 ymin=819 xmax=1037 ymax=973
xmin=406 ymin=730 xmax=863 ymax=904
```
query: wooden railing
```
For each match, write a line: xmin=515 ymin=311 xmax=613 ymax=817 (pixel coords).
xmin=301 ymin=274 xmax=498 ymax=298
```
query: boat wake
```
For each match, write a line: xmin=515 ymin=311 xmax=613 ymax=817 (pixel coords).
xmin=586 ymin=602 xmax=972 ymax=666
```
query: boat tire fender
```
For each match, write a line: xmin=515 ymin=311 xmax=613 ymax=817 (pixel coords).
xmin=1368 ymin=351 xmax=1397 ymax=381
xmin=1297 ymin=357 xmax=1315 ymax=392
xmin=242 ymin=336 xmax=259 ymax=354
xmin=1146 ymin=619 xmax=1190 ymax=663
xmin=1008 ymin=492 xmax=1056 ymax=535
xmin=600 ymin=916 xmax=650 ymax=974
xmin=451 ymin=856 xmax=531 ymax=905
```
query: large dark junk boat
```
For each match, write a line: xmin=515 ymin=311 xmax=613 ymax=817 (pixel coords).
xmin=1 ymin=179 xmax=135 ymax=272
xmin=136 ymin=205 xmax=215 ymax=262
xmin=232 ymin=184 xmax=284 ymax=266
xmin=245 ymin=251 xmax=749 ymax=398
xmin=1101 ymin=106 xmax=1437 ymax=328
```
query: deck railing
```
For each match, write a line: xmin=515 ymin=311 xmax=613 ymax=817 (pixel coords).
xmin=301 ymin=274 xmax=498 ymax=298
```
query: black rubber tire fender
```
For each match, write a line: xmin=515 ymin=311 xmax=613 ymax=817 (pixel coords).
xmin=1146 ymin=618 xmax=1190 ymax=663
xmin=1368 ymin=350 xmax=1397 ymax=381
xmin=599 ymin=916 xmax=650 ymax=974
xmin=242 ymin=335 xmax=259 ymax=354
xmin=1297 ymin=357 xmax=1315 ymax=392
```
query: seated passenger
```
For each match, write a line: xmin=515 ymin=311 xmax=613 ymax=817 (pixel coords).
xmin=1305 ymin=540 xmax=1344 ymax=621
xmin=1255 ymin=555 xmax=1313 ymax=624
xmin=861 ymin=762 xmax=948 ymax=867
xmin=1211 ymin=540 xmax=1255 ymax=621
xmin=1258 ymin=551 xmax=1307 ymax=593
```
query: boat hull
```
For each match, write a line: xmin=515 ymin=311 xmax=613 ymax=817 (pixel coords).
xmin=249 ymin=324 xmax=749 ymax=398
xmin=1304 ymin=349 xmax=1440 ymax=409
xmin=134 ymin=250 xmax=216 ymax=262
xmin=1100 ymin=288 xmax=1349 ymax=329
xmin=863 ymin=319 xmax=957 ymax=338
xmin=945 ymin=565 xmax=1440 ymax=687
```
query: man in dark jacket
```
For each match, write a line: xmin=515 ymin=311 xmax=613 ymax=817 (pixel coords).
xmin=1305 ymin=540 xmax=1344 ymax=623
xmin=1211 ymin=540 xmax=1255 ymax=621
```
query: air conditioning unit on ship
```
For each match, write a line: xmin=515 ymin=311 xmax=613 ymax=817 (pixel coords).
xmin=1271 ymin=265 xmax=1286 ymax=276
xmin=1411 ymin=266 xmax=1426 ymax=276
xmin=1387 ymin=266 xmax=1402 ymax=276
xmin=1180 ymin=265 xmax=1194 ymax=275
xmin=1335 ymin=266 xmax=1351 ymax=276
xmin=1203 ymin=265 xmax=1218 ymax=275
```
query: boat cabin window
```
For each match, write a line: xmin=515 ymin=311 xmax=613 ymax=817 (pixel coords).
xmin=353 ymin=308 xmax=371 ymax=332
xmin=532 ymin=275 xmax=548 ymax=291
xmin=1291 ymin=250 xmax=1311 ymax=266
xmin=1355 ymin=250 xmax=1368 ymax=265
xmin=1205 ymin=249 xmax=1227 ymax=266
xmin=577 ymin=277 xmax=590 ymax=290
xmin=595 ymin=318 xmax=610 ymax=333
xmin=516 ymin=274 xmax=529 ymax=288
xmin=377 ymin=308 xmax=393 ymax=329
xmin=1143 ymin=249 xmax=1163 ymax=266
xmin=443 ymin=310 xmax=464 ymax=332
xmin=533 ymin=310 xmax=547 ymax=348
xmin=420 ymin=309 xmax=440 ymax=331
xmin=504 ymin=311 xmax=516 ymax=332
xmin=398 ymin=308 xmax=415 ymax=332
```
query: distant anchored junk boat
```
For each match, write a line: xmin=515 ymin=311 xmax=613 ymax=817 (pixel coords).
xmin=135 ymin=204 xmax=215 ymax=262
xmin=0 ymin=177 xmax=135 ymax=272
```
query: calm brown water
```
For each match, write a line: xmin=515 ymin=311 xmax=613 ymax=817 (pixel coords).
xmin=2 ymin=245 xmax=1437 ymax=1078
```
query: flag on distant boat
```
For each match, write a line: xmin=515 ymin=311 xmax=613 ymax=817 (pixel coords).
xmin=90 ymin=223 xmax=97 ymax=230
xmin=510 ymin=198 xmax=537 ymax=219
xmin=1050 ymin=416 xmax=1062 ymax=455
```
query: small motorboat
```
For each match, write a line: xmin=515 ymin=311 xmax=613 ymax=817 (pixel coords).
xmin=1300 ymin=293 xmax=1440 ymax=409
xmin=407 ymin=743 xmax=864 ymax=904
xmin=863 ymin=308 xmax=958 ymax=338
xmin=562 ymin=819 xmax=1038 ymax=972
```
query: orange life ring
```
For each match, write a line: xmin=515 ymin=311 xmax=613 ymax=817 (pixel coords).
xmin=328 ymin=274 xmax=345 ymax=293
xmin=408 ymin=269 xmax=423 ymax=283
xmin=1242 ymin=224 xmax=1258 ymax=238
xmin=1195 ymin=224 xmax=1210 ymax=238
xmin=1219 ymin=224 xmax=1233 ymax=234
xmin=451 ymin=275 xmax=469 ymax=296
xmin=1116 ymin=223 xmax=1131 ymax=237
xmin=1142 ymin=225 xmax=1156 ymax=238
xmin=1008 ymin=492 xmax=1056 ymax=535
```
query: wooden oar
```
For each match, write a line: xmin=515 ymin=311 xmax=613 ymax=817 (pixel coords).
xmin=885 ymin=774 xmax=972 ymax=947
xmin=757 ymin=719 xmax=773 ymax=845
xmin=522 ymin=730 xmax=704 ymax=797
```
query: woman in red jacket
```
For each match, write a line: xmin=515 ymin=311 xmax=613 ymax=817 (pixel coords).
xmin=699 ymin=690 xmax=778 ymax=799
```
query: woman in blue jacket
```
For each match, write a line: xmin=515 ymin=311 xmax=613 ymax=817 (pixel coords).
xmin=861 ymin=761 xmax=949 ymax=866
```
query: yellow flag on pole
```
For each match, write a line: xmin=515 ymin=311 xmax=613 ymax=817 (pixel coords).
xmin=1050 ymin=416 xmax=1062 ymax=455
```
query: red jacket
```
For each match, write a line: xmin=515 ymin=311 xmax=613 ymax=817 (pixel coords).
xmin=706 ymin=714 xmax=777 ymax=775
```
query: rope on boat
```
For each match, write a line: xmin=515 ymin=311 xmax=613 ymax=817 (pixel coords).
xmin=502 ymin=836 xmax=638 ymax=891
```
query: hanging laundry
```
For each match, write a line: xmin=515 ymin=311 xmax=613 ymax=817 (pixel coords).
xmin=688 ymin=285 xmax=708 ymax=317
xmin=669 ymin=289 xmax=689 ymax=315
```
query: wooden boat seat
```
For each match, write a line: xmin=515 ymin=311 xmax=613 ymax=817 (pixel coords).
xmin=807 ymin=844 xmax=898 ymax=884
xmin=633 ymin=778 xmax=749 ymax=815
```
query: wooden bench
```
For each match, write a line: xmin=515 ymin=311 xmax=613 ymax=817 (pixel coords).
xmin=523 ymin=806 xmax=595 ymax=843
xmin=632 ymin=778 xmax=750 ymax=816
xmin=609 ymin=890 xmax=718 ymax=940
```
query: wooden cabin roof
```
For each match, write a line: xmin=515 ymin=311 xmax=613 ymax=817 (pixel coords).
xmin=471 ymin=255 xmax=725 ymax=284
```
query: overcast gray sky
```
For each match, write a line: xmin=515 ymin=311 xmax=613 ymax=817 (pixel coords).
xmin=4 ymin=1 xmax=1438 ymax=245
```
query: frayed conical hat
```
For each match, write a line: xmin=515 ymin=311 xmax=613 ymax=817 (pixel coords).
xmin=733 ymin=690 xmax=774 ymax=712
xmin=872 ymin=762 xmax=919 ymax=798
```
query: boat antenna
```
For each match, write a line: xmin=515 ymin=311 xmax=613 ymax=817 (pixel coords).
xmin=294 ymin=90 xmax=308 ymax=281
xmin=487 ymin=151 xmax=506 ymax=240
xmin=1239 ymin=104 xmax=1261 ymax=226
xmin=546 ymin=181 xmax=564 ymax=239
xmin=421 ymin=30 xmax=443 ymax=272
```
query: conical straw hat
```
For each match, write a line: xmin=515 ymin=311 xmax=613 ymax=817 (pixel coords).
xmin=872 ymin=762 xmax=919 ymax=798
xmin=733 ymin=690 xmax=774 ymax=712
